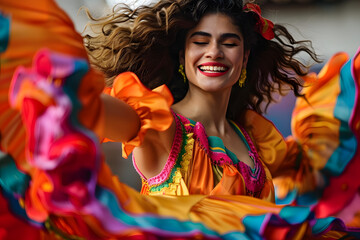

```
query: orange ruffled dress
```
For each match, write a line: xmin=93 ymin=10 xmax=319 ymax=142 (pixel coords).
xmin=1 ymin=0 xmax=360 ymax=239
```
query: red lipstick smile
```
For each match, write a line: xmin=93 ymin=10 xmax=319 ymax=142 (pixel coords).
xmin=198 ymin=62 xmax=229 ymax=77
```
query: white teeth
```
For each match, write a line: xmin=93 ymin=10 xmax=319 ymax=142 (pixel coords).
xmin=199 ymin=66 xmax=227 ymax=72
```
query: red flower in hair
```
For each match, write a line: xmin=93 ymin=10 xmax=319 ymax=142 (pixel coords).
xmin=243 ymin=3 xmax=275 ymax=40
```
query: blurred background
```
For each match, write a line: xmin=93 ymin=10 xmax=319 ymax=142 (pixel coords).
xmin=55 ymin=0 xmax=360 ymax=190
xmin=57 ymin=0 xmax=360 ymax=62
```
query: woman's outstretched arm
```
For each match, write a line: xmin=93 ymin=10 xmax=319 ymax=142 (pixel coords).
xmin=101 ymin=93 xmax=140 ymax=142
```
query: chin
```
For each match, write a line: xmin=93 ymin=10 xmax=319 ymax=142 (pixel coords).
xmin=189 ymin=75 xmax=235 ymax=93
xmin=198 ymin=83 xmax=232 ymax=93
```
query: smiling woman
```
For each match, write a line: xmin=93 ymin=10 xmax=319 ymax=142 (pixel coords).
xmin=180 ymin=13 xmax=247 ymax=93
xmin=1 ymin=0 xmax=360 ymax=239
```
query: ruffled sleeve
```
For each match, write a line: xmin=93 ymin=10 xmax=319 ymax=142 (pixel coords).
xmin=104 ymin=72 xmax=173 ymax=158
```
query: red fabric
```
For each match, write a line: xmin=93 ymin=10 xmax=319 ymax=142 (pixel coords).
xmin=243 ymin=3 xmax=275 ymax=40
xmin=0 ymin=190 xmax=41 ymax=240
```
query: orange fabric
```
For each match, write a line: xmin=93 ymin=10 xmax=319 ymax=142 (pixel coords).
xmin=272 ymin=53 xmax=351 ymax=199
xmin=209 ymin=165 xmax=246 ymax=195
xmin=242 ymin=110 xmax=288 ymax=175
xmin=302 ymin=52 xmax=349 ymax=90
xmin=0 ymin=0 xmax=91 ymax=174
xmin=187 ymin=141 xmax=216 ymax=194
xmin=291 ymin=53 xmax=349 ymax=170
xmin=77 ymin=69 xmax=105 ymax=138
xmin=104 ymin=72 xmax=174 ymax=158
xmin=355 ymin=50 xmax=360 ymax=82
xmin=25 ymin=169 xmax=52 ymax=222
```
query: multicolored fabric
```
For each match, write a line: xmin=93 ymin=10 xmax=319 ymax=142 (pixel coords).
xmin=6 ymin=52 xmax=360 ymax=239
xmin=273 ymin=49 xmax=360 ymax=227
xmin=0 ymin=0 xmax=360 ymax=239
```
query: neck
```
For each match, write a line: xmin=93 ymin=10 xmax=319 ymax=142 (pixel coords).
xmin=172 ymin=85 xmax=232 ymax=136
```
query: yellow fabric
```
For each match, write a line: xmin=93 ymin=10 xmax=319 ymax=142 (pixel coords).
xmin=92 ymin=161 xmax=289 ymax=237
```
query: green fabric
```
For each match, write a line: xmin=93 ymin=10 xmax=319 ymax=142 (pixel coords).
xmin=0 ymin=151 xmax=30 ymax=196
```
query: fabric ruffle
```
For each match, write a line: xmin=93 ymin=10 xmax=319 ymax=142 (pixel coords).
xmin=273 ymin=49 xmax=360 ymax=221
xmin=314 ymin=49 xmax=360 ymax=219
xmin=8 ymin=49 xmax=104 ymax=225
xmin=104 ymin=72 xmax=173 ymax=158
xmin=0 ymin=0 xmax=91 ymax=178
xmin=1 ymin=1 xmax=105 ymax=230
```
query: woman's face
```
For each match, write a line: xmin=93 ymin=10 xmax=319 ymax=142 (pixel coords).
xmin=182 ymin=13 xmax=249 ymax=93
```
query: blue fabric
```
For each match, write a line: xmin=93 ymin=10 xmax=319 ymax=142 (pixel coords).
xmin=275 ymin=188 xmax=298 ymax=205
xmin=296 ymin=190 xmax=321 ymax=206
xmin=0 ymin=151 xmax=41 ymax=225
xmin=243 ymin=214 xmax=268 ymax=240
xmin=0 ymin=13 xmax=10 ymax=53
xmin=324 ymin=59 xmax=357 ymax=176
xmin=279 ymin=205 xmax=311 ymax=224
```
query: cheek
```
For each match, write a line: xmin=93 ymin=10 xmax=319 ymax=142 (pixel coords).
xmin=185 ymin=49 xmax=201 ymax=72
xmin=231 ymin=52 xmax=245 ymax=73
xmin=185 ymin=46 xmax=200 ymax=62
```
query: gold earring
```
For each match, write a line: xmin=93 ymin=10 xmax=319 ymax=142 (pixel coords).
xmin=239 ymin=69 xmax=247 ymax=87
xmin=179 ymin=64 xmax=187 ymax=83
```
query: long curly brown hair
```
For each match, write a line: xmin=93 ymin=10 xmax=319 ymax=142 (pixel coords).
xmin=84 ymin=0 xmax=320 ymax=121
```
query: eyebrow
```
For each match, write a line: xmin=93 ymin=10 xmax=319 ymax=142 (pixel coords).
xmin=189 ymin=31 xmax=241 ymax=41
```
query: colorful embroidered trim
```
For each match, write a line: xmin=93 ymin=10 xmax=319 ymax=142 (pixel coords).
xmin=148 ymin=123 xmax=193 ymax=195
xmin=173 ymin=112 xmax=267 ymax=198
xmin=134 ymin=112 xmax=182 ymax=187
xmin=134 ymin=111 xmax=194 ymax=195
xmin=230 ymin=120 xmax=266 ymax=198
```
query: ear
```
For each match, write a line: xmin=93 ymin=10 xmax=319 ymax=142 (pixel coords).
xmin=243 ymin=49 xmax=250 ymax=68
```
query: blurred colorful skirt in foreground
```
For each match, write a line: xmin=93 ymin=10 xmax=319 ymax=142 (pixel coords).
xmin=1 ymin=0 xmax=360 ymax=239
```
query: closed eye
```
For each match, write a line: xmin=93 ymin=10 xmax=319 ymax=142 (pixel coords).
xmin=193 ymin=41 xmax=208 ymax=45
xmin=223 ymin=43 xmax=238 ymax=47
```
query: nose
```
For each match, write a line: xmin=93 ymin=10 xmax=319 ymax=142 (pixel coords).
xmin=205 ymin=41 xmax=223 ymax=59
